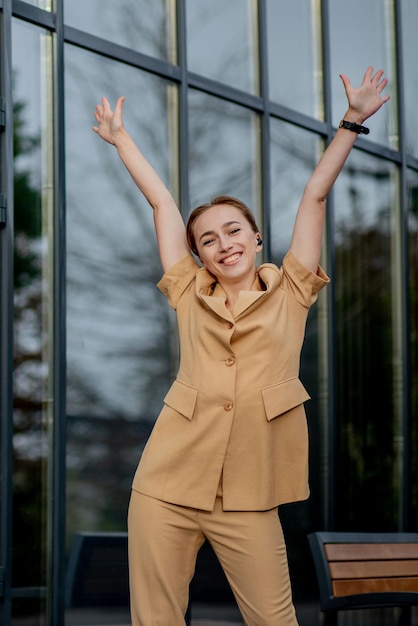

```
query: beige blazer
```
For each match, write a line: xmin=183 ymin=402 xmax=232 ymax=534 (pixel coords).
xmin=132 ymin=251 xmax=329 ymax=511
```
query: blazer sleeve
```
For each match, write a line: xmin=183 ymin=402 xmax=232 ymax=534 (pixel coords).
xmin=281 ymin=250 xmax=330 ymax=308
xmin=156 ymin=254 xmax=200 ymax=309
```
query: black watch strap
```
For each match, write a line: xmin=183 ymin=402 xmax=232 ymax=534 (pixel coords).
xmin=339 ymin=119 xmax=370 ymax=135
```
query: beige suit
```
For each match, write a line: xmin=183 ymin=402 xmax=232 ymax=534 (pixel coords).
xmin=132 ymin=250 xmax=329 ymax=512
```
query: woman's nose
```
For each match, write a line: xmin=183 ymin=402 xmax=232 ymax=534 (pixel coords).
xmin=218 ymin=236 xmax=232 ymax=251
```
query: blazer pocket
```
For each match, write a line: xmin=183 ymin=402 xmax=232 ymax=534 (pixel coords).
xmin=262 ymin=377 xmax=310 ymax=422
xmin=163 ymin=379 xmax=198 ymax=420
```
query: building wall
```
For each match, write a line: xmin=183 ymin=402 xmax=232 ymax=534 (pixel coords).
xmin=1 ymin=1 xmax=417 ymax=625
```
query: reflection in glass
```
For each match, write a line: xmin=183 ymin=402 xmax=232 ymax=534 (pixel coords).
xmin=65 ymin=45 xmax=177 ymax=621
xmin=333 ymin=151 xmax=400 ymax=530
xmin=266 ymin=0 xmax=323 ymax=119
xmin=188 ymin=89 xmax=261 ymax=223
xmin=12 ymin=18 xmax=54 ymax=621
xmin=64 ymin=0 xmax=176 ymax=63
xmin=186 ymin=0 xmax=259 ymax=94
xmin=269 ymin=120 xmax=322 ymax=262
xmin=401 ymin=0 xmax=418 ymax=158
xmin=19 ymin=0 xmax=51 ymax=10
xmin=328 ymin=0 xmax=397 ymax=148
xmin=269 ymin=120 xmax=326 ymax=600
xmin=407 ymin=169 xmax=418 ymax=527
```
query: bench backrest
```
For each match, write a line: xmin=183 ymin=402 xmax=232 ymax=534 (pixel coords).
xmin=308 ymin=532 xmax=418 ymax=612
xmin=66 ymin=532 xmax=129 ymax=607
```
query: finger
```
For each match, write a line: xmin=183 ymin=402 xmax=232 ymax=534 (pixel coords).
xmin=92 ymin=126 xmax=99 ymax=133
xmin=115 ymin=95 xmax=126 ymax=115
xmin=371 ymin=69 xmax=384 ymax=85
xmin=101 ymin=96 xmax=113 ymax=114
xmin=339 ymin=73 xmax=351 ymax=89
xmin=377 ymin=77 xmax=388 ymax=93
xmin=363 ymin=66 xmax=374 ymax=83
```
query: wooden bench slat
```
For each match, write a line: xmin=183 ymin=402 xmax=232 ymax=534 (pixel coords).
xmin=308 ymin=532 xmax=418 ymax=617
xmin=325 ymin=543 xmax=418 ymax=561
xmin=329 ymin=560 xmax=418 ymax=579
xmin=332 ymin=576 xmax=418 ymax=597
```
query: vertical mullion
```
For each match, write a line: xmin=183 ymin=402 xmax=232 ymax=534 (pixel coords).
xmin=50 ymin=0 xmax=66 ymax=623
xmin=257 ymin=0 xmax=271 ymax=261
xmin=319 ymin=0 xmax=337 ymax=531
xmin=176 ymin=0 xmax=189 ymax=217
xmin=0 ymin=0 xmax=14 ymax=622
xmin=393 ymin=0 xmax=410 ymax=532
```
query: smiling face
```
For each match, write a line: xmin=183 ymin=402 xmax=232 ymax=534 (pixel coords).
xmin=192 ymin=204 xmax=262 ymax=287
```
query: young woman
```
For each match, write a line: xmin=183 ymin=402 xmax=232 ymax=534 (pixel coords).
xmin=93 ymin=67 xmax=389 ymax=626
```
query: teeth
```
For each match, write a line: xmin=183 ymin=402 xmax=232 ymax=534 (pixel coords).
xmin=223 ymin=253 xmax=240 ymax=264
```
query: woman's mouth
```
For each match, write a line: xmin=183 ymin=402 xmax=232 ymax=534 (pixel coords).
xmin=221 ymin=252 xmax=241 ymax=265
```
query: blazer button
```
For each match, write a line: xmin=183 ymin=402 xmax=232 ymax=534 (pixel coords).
xmin=227 ymin=322 xmax=233 ymax=329
xmin=225 ymin=357 xmax=235 ymax=366
xmin=224 ymin=401 xmax=233 ymax=411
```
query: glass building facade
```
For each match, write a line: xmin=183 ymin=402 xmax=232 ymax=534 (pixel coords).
xmin=0 ymin=1 xmax=417 ymax=624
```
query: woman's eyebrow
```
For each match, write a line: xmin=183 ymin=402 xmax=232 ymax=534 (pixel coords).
xmin=198 ymin=221 xmax=241 ymax=241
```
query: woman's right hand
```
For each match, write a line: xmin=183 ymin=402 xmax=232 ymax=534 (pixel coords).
xmin=92 ymin=95 xmax=126 ymax=145
xmin=92 ymin=94 xmax=188 ymax=270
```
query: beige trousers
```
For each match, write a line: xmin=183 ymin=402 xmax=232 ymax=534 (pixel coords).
xmin=128 ymin=490 xmax=298 ymax=626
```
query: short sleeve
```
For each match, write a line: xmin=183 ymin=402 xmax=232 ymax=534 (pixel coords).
xmin=281 ymin=250 xmax=330 ymax=308
xmin=157 ymin=254 xmax=200 ymax=309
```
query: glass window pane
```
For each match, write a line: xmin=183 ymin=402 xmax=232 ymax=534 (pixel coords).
xmin=328 ymin=0 xmax=397 ymax=149
xmin=188 ymin=89 xmax=261 ymax=223
xmin=269 ymin=119 xmax=326 ymax=598
xmin=270 ymin=120 xmax=322 ymax=261
xmin=64 ymin=0 xmax=176 ymax=63
xmin=12 ymin=18 xmax=54 ymax=620
xmin=266 ymin=0 xmax=323 ymax=119
xmin=65 ymin=46 xmax=177 ymax=623
xmin=401 ymin=0 xmax=418 ymax=158
xmin=333 ymin=151 xmax=400 ymax=530
xmin=186 ymin=0 xmax=259 ymax=95
xmin=407 ymin=168 xmax=418 ymax=527
xmin=19 ymin=0 xmax=51 ymax=10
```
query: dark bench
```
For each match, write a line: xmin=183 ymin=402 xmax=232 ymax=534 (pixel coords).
xmin=308 ymin=531 xmax=418 ymax=626
xmin=66 ymin=531 xmax=237 ymax=623
xmin=65 ymin=532 xmax=130 ymax=608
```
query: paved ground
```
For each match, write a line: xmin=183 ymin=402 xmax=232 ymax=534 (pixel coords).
xmin=62 ymin=606 xmax=245 ymax=626
xmin=191 ymin=622 xmax=242 ymax=626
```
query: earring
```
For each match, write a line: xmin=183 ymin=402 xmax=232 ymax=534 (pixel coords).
xmin=257 ymin=237 xmax=263 ymax=246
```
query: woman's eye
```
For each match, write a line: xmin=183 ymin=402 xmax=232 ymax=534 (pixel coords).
xmin=230 ymin=228 xmax=240 ymax=235
xmin=202 ymin=238 xmax=214 ymax=246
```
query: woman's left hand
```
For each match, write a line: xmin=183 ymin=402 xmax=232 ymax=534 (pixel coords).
xmin=340 ymin=66 xmax=390 ymax=123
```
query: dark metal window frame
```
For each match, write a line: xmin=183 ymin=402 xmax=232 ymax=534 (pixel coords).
xmin=0 ymin=2 xmax=14 ymax=625
xmin=0 ymin=1 xmax=417 ymax=625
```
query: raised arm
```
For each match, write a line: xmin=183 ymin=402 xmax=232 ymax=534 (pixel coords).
xmin=93 ymin=96 xmax=189 ymax=271
xmin=290 ymin=66 xmax=390 ymax=273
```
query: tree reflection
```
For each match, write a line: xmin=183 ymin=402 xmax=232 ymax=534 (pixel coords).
xmin=13 ymin=90 xmax=46 ymax=592
xmin=64 ymin=49 xmax=178 ymax=537
xmin=334 ymin=164 xmax=398 ymax=530
xmin=66 ymin=53 xmax=174 ymax=424
xmin=270 ymin=122 xmax=410 ymax=532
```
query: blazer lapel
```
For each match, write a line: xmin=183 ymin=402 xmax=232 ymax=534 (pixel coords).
xmin=233 ymin=289 xmax=267 ymax=318
xmin=195 ymin=268 xmax=234 ymax=322
xmin=195 ymin=265 xmax=274 ymax=321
